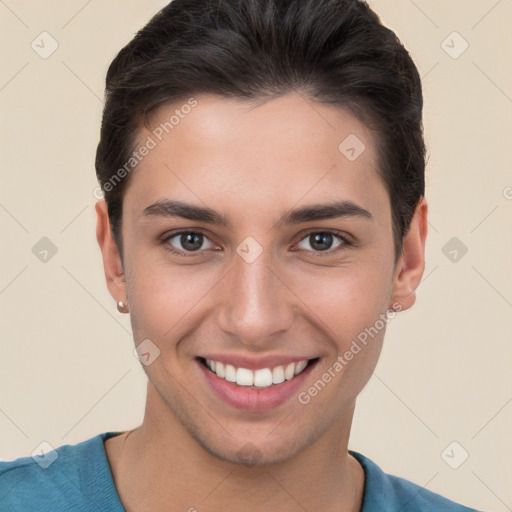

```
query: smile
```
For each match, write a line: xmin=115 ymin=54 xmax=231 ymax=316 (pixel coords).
xmin=197 ymin=355 xmax=320 ymax=411
xmin=199 ymin=357 xmax=319 ymax=389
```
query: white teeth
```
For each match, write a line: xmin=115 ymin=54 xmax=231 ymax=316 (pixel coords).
xmin=272 ymin=366 xmax=285 ymax=384
xmin=204 ymin=358 xmax=311 ymax=388
xmin=284 ymin=363 xmax=295 ymax=380
xmin=236 ymin=367 xmax=254 ymax=386
xmin=225 ymin=364 xmax=237 ymax=383
xmin=254 ymin=368 xmax=273 ymax=387
xmin=295 ymin=360 xmax=308 ymax=375
xmin=216 ymin=361 xmax=225 ymax=378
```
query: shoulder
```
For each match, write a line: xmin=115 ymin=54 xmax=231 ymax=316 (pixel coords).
xmin=350 ymin=451 xmax=482 ymax=512
xmin=0 ymin=432 xmax=124 ymax=512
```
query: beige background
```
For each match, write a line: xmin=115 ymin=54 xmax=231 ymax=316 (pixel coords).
xmin=1 ymin=0 xmax=511 ymax=510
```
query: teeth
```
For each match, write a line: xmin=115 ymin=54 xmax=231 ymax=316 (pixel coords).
xmin=254 ymin=368 xmax=273 ymax=387
xmin=236 ymin=367 xmax=254 ymax=386
xmin=272 ymin=366 xmax=285 ymax=384
xmin=295 ymin=360 xmax=308 ymax=375
xmin=204 ymin=358 xmax=311 ymax=389
xmin=216 ymin=361 xmax=225 ymax=378
xmin=284 ymin=363 xmax=295 ymax=380
xmin=225 ymin=364 xmax=237 ymax=383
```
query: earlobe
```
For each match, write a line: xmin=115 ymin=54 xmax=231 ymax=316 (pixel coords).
xmin=95 ymin=200 xmax=127 ymax=309
xmin=389 ymin=197 xmax=428 ymax=312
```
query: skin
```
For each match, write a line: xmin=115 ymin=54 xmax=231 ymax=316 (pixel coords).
xmin=96 ymin=92 xmax=428 ymax=512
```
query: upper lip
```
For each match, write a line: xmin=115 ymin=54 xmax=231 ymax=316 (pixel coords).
xmin=197 ymin=354 xmax=318 ymax=370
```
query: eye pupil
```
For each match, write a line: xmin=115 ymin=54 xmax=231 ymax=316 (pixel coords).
xmin=310 ymin=233 xmax=333 ymax=251
xmin=181 ymin=233 xmax=203 ymax=251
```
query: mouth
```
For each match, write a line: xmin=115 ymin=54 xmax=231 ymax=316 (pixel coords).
xmin=195 ymin=354 xmax=320 ymax=413
xmin=197 ymin=356 xmax=320 ymax=389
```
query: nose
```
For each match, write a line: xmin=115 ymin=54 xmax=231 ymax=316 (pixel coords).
xmin=215 ymin=246 xmax=296 ymax=347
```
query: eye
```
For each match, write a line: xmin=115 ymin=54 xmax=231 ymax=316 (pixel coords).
xmin=161 ymin=229 xmax=352 ymax=258
xmin=162 ymin=231 xmax=216 ymax=256
xmin=296 ymin=230 xmax=351 ymax=254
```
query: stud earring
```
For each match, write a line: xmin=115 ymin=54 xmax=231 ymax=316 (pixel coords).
xmin=117 ymin=300 xmax=129 ymax=314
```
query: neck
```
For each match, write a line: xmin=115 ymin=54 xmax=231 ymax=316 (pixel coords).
xmin=106 ymin=383 xmax=365 ymax=512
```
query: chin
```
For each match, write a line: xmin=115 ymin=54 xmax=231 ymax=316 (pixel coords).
xmin=208 ymin=444 xmax=296 ymax=467
xmin=194 ymin=427 xmax=313 ymax=467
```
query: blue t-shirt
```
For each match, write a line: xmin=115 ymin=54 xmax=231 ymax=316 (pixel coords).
xmin=0 ymin=431 xmax=481 ymax=511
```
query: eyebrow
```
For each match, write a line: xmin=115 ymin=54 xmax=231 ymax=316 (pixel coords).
xmin=141 ymin=198 xmax=373 ymax=228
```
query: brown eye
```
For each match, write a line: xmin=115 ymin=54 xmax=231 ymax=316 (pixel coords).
xmin=296 ymin=231 xmax=350 ymax=254
xmin=163 ymin=231 xmax=215 ymax=256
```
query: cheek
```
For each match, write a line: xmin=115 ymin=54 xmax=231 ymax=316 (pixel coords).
xmin=126 ymin=256 xmax=220 ymax=341
xmin=296 ymin=268 xmax=389 ymax=405
xmin=291 ymin=262 xmax=391 ymax=343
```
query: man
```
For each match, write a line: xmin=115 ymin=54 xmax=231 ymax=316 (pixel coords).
xmin=0 ymin=1 xmax=482 ymax=510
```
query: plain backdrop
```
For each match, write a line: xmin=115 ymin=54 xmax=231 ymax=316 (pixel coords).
xmin=0 ymin=1 xmax=511 ymax=510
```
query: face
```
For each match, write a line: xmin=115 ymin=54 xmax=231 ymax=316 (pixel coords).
xmin=97 ymin=92 xmax=427 ymax=466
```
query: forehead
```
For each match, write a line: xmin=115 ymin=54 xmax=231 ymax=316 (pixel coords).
xmin=123 ymin=93 xmax=389 ymax=226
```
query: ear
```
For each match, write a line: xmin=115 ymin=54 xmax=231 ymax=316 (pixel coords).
xmin=95 ymin=199 xmax=126 ymax=306
xmin=389 ymin=197 xmax=428 ymax=311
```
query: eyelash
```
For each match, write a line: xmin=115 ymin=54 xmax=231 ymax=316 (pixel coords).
xmin=160 ymin=229 xmax=353 ymax=258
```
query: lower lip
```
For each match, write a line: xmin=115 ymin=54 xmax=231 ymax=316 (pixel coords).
xmin=198 ymin=359 xmax=318 ymax=412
